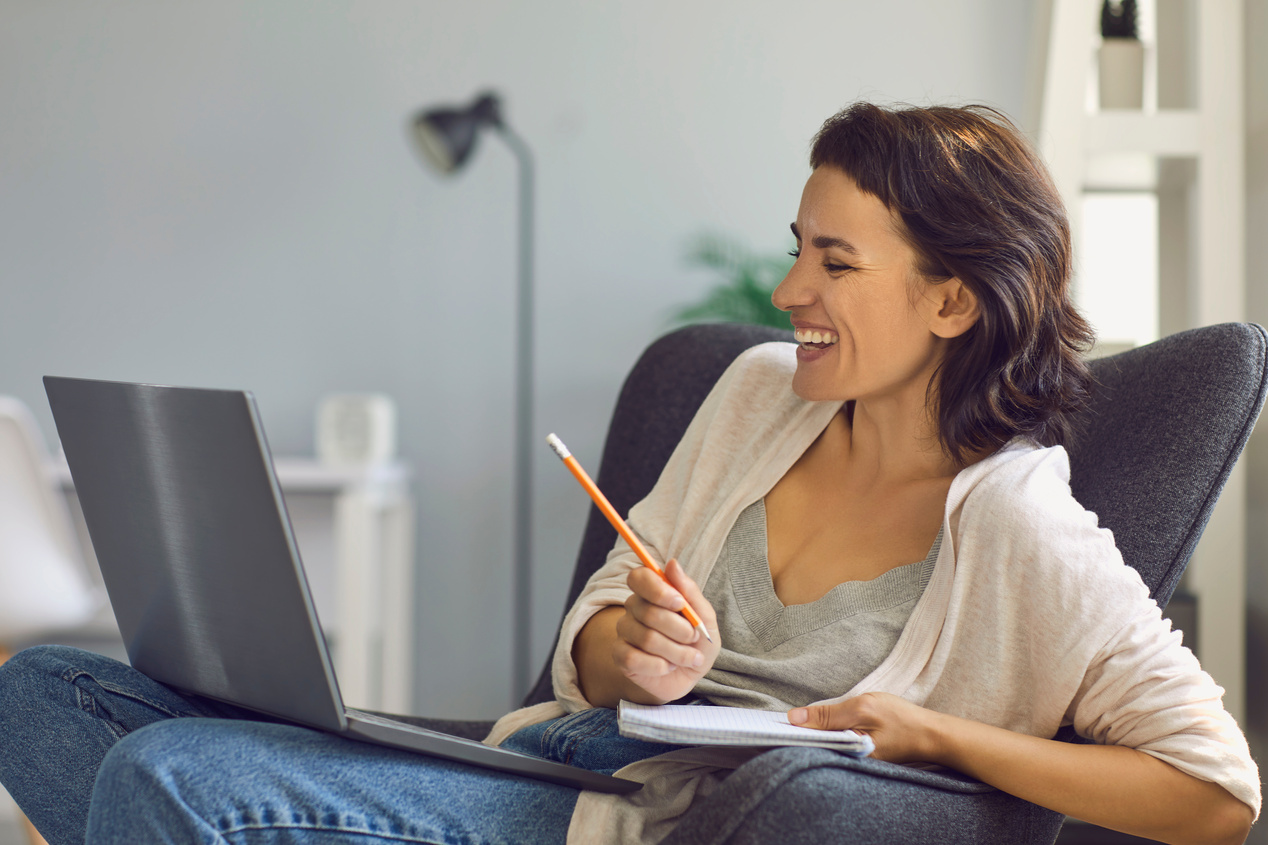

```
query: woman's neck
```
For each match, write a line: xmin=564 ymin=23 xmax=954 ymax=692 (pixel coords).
xmin=842 ymin=394 xmax=961 ymax=488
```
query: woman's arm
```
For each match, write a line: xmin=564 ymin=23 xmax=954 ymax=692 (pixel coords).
xmin=573 ymin=560 xmax=720 ymax=709
xmin=790 ymin=693 xmax=1253 ymax=845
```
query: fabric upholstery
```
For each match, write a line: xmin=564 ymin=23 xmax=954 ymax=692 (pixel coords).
xmin=1068 ymin=323 xmax=1268 ymax=607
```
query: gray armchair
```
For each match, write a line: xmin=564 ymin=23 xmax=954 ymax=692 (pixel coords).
xmin=414 ymin=321 xmax=1268 ymax=844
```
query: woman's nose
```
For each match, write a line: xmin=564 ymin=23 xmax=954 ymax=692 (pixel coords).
xmin=771 ymin=261 xmax=811 ymax=312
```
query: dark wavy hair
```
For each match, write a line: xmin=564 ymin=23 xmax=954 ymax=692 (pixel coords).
xmin=810 ymin=102 xmax=1095 ymax=464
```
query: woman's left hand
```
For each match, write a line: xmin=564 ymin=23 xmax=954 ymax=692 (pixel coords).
xmin=788 ymin=692 xmax=947 ymax=765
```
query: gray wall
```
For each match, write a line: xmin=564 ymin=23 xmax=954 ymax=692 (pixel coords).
xmin=1 ymin=1 xmax=1034 ymax=719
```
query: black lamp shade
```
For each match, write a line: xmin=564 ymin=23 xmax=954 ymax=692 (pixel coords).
xmin=411 ymin=93 xmax=502 ymax=174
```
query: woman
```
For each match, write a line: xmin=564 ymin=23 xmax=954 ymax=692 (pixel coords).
xmin=0 ymin=102 xmax=1258 ymax=845
xmin=505 ymin=103 xmax=1258 ymax=845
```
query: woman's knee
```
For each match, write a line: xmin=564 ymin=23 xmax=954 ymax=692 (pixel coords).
xmin=89 ymin=720 xmax=232 ymax=842
xmin=0 ymin=644 xmax=91 ymax=683
xmin=0 ymin=645 xmax=137 ymax=709
xmin=95 ymin=718 xmax=250 ymax=793
xmin=94 ymin=718 xmax=328 ymax=807
xmin=0 ymin=645 xmax=89 ymax=725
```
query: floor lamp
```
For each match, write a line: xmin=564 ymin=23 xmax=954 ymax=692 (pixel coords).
xmin=410 ymin=92 xmax=535 ymax=702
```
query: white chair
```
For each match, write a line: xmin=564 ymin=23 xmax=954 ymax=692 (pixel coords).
xmin=0 ymin=396 xmax=99 ymax=647
xmin=0 ymin=396 xmax=102 ymax=845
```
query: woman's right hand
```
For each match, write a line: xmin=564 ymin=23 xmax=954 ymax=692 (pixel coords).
xmin=573 ymin=559 xmax=719 ymax=707
xmin=613 ymin=559 xmax=720 ymax=703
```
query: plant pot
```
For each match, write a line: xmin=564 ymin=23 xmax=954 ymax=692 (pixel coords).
xmin=1099 ymin=38 xmax=1145 ymax=110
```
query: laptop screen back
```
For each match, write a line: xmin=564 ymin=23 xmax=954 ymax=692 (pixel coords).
xmin=44 ymin=376 xmax=346 ymax=731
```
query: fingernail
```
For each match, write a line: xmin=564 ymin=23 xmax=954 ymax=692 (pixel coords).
xmin=789 ymin=708 xmax=807 ymax=725
xmin=692 ymin=652 xmax=704 ymax=668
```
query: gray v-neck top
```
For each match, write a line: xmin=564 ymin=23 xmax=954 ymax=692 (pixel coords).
xmin=694 ymin=499 xmax=941 ymax=711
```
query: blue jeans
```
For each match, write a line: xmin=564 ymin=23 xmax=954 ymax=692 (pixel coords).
xmin=0 ymin=646 xmax=677 ymax=845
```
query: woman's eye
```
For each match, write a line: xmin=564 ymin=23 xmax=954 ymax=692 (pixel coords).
xmin=787 ymin=248 xmax=851 ymax=273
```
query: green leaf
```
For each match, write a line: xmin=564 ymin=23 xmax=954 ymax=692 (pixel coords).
xmin=671 ymin=234 xmax=794 ymax=330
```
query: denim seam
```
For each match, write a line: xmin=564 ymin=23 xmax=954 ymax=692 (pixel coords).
xmin=219 ymin=822 xmax=442 ymax=844
xmin=553 ymin=709 xmax=612 ymax=766
xmin=539 ymin=708 xmax=596 ymax=753
xmin=62 ymin=669 xmax=195 ymax=739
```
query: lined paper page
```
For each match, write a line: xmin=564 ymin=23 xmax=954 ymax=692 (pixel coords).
xmin=618 ymin=701 xmax=874 ymax=755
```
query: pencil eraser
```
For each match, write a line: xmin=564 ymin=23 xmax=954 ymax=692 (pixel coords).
xmin=545 ymin=433 xmax=571 ymax=459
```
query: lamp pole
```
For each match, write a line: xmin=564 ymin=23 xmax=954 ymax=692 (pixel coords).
xmin=498 ymin=124 xmax=535 ymax=703
xmin=410 ymin=93 xmax=536 ymax=705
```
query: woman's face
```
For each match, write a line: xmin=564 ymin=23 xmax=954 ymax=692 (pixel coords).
xmin=772 ymin=166 xmax=950 ymax=407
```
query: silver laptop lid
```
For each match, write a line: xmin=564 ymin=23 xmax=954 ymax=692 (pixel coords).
xmin=44 ymin=376 xmax=347 ymax=731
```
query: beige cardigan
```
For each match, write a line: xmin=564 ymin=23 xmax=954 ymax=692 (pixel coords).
xmin=487 ymin=342 xmax=1260 ymax=843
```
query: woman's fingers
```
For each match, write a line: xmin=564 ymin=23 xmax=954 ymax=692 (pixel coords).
xmin=624 ymin=589 xmax=696 ymax=641
xmin=627 ymin=560 xmax=715 ymax=632
xmin=618 ymin=597 xmax=704 ymax=667
xmin=787 ymin=693 xmax=945 ymax=764
xmin=664 ymin=558 xmax=717 ymax=631
xmin=611 ymin=632 xmax=703 ymax=680
xmin=788 ymin=702 xmax=852 ymax=731
xmin=627 ymin=564 xmax=687 ymax=610
xmin=614 ymin=558 xmax=719 ymax=695
xmin=789 ymin=693 xmax=900 ymax=733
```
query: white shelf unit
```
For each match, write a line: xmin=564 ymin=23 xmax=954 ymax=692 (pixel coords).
xmin=52 ymin=457 xmax=418 ymax=715
xmin=1030 ymin=0 xmax=1247 ymax=723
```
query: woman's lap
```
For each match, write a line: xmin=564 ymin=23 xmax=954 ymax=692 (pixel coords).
xmin=1 ymin=645 xmax=1066 ymax=845
xmin=89 ymin=718 xmax=579 ymax=845
xmin=0 ymin=645 xmax=582 ymax=845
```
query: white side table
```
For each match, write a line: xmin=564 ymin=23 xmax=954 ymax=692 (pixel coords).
xmin=51 ymin=457 xmax=416 ymax=715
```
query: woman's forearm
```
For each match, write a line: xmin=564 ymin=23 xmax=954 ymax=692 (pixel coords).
xmin=929 ymin=712 xmax=1252 ymax=845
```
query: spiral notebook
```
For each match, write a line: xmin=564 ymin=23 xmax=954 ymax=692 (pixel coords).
xmin=618 ymin=701 xmax=875 ymax=755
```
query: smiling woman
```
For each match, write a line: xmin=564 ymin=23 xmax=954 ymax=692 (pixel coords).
xmin=560 ymin=102 xmax=1258 ymax=845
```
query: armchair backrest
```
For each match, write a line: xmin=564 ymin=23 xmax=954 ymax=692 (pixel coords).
xmin=1068 ymin=322 xmax=1268 ymax=608
xmin=524 ymin=322 xmax=1268 ymax=707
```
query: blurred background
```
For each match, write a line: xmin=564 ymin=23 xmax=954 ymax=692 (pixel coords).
xmin=1 ymin=1 xmax=1266 ymax=841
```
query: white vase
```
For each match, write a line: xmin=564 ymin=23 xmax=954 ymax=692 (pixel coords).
xmin=1099 ymin=38 xmax=1145 ymax=110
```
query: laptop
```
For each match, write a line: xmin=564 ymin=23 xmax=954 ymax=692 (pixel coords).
xmin=43 ymin=375 xmax=639 ymax=795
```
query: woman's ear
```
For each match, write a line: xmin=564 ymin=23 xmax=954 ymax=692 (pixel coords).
xmin=929 ymin=278 xmax=980 ymax=339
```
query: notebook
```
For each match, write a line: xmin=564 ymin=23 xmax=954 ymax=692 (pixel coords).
xmin=43 ymin=375 xmax=639 ymax=795
xmin=618 ymin=700 xmax=875 ymax=755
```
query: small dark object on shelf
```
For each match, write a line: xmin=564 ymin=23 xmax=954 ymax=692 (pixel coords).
xmin=1100 ymin=0 xmax=1139 ymax=40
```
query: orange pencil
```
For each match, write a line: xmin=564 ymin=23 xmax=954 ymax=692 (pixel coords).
xmin=546 ymin=433 xmax=712 ymax=643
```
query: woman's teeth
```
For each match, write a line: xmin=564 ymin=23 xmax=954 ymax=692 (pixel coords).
xmin=794 ymin=328 xmax=839 ymax=347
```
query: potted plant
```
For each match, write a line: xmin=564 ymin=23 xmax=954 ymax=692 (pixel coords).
xmin=1099 ymin=0 xmax=1144 ymax=110
xmin=671 ymin=234 xmax=793 ymax=330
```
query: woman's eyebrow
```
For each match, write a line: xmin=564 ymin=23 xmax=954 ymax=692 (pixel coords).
xmin=812 ymin=235 xmax=859 ymax=255
xmin=790 ymin=222 xmax=859 ymax=255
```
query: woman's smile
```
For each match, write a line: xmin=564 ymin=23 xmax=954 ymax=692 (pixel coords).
xmin=792 ymin=326 xmax=840 ymax=364
xmin=793 ymin=327 xmax=840 ymax=347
